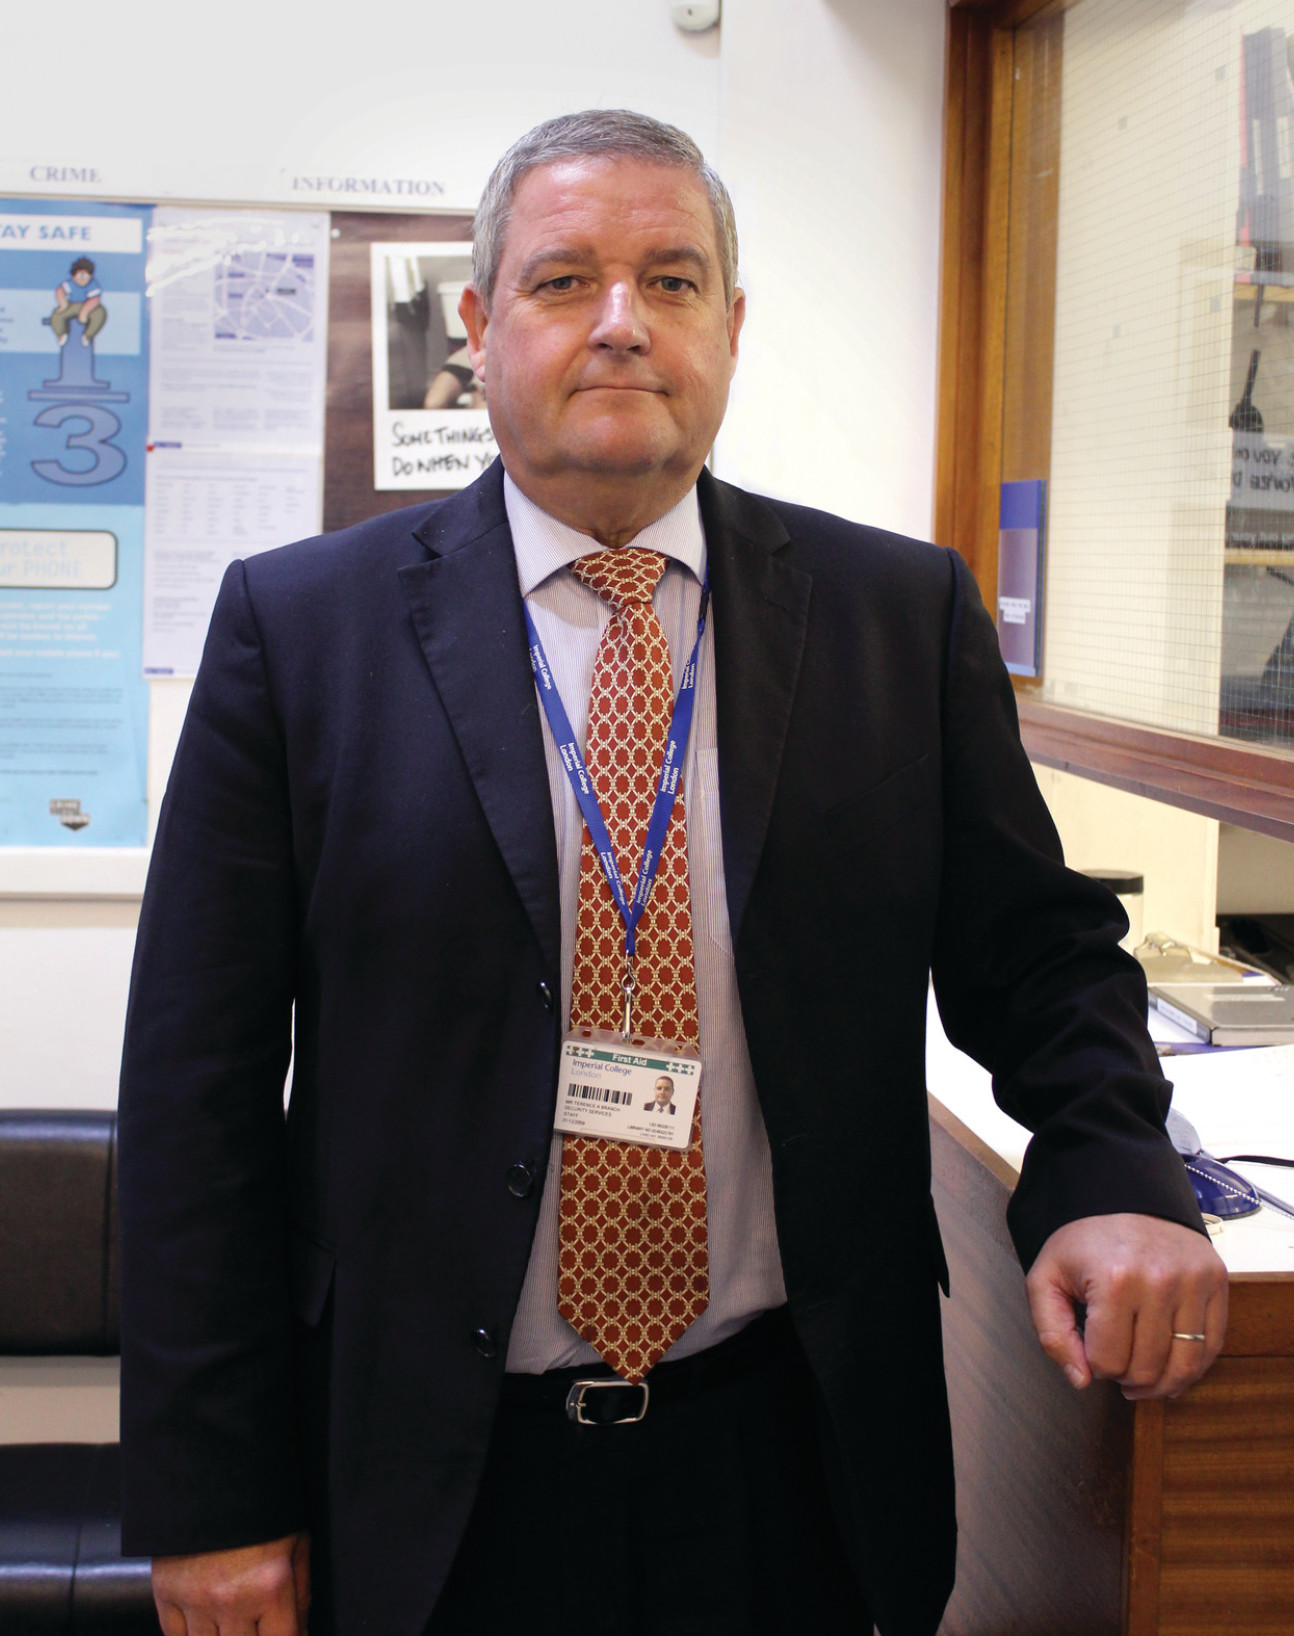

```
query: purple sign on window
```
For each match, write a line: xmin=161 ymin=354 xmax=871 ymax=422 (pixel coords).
xmin=996 ymin=479 xmax=1045 ymax=677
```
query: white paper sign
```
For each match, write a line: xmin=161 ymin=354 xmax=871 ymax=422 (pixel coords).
xmin=142 ymin=209 xmax=329 ymax=677
xmin=0 ymin=214 xmax=143 ymax=254
xmin=369 ymin=242 xmax=496 ymax=490
xmin=1231 ymin=432 xmax=1294 ymax=512
xmin=0 ymin=529 xmax=116 ymax=590
xmin=142 ymin=450 xmax=321 ymax=677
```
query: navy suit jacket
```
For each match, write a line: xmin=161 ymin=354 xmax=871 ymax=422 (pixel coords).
xmin=118 ymin=460 xmax=1202 ymax=1636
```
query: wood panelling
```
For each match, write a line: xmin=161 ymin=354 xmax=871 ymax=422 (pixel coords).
xmin=951 ymin=0 xmax=1060 ymax=24
xmin=1157 ymin=1359 xmax=1294 ymax=1635
xmin=935 ymin=9 xmax=1014 ymax=598
xmin=935 ymin=6 xmax=994 ymax=572
xmin=967 ymin=27 xmax=1016 ymax=610
xmin=931 ymin=1091 xmax=1294 ymax=1633
xmin=1017 ymin=697 xmax=1294 ymax=842
xmin=938 ymin=2 xmax=1062 ymax=622
xmin=999 ymin=10 xmax=1062 ymax=490
xmin=1227 ymin=1274 xmax=1294 ymax=1355
xmin=1126 ymin=1402 xmax=1165 ymax=1636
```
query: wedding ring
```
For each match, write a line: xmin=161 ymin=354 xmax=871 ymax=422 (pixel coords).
xmin=1172 ymin=1331 xmax=1207 ymax=1342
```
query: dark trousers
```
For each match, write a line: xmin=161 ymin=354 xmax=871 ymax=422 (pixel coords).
xmin=427 ymin=1310 xmax=874 ymax=1636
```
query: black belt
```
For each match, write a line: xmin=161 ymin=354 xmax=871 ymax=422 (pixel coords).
xmin=501 ymin=1306 xmax=794 ymax=1426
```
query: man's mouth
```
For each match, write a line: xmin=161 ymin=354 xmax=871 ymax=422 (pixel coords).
xmin=576 ymin=381 xmax=666 ymax=395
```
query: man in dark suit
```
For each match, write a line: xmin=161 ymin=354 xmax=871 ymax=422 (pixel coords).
xmin=119 ymin=111 xmax=1226 ymax=1636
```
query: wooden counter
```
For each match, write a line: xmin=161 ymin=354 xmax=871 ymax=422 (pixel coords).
xmin=931 ymin=1094 xmax=1294 ymax=1635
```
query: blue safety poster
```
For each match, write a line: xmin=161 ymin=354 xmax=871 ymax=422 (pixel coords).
xmin=0 ymin=198 xmax=151 ymax=846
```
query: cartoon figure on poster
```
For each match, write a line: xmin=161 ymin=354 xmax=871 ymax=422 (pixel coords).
xmin=49 ymin=257 xmax=107 ymax=348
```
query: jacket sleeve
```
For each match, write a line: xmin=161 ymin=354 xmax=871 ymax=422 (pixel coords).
xmin=118 ymin=558 xmax=304 ymax=1557
xmin=928 ymin=548 xmax=1204 ymax=1270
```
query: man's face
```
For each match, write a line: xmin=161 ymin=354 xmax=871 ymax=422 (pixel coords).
xmin=461 ymin=157 xmax=743 ymax=504
xmin=653 ymin=1077 xmax=673 ymax=1106
xmin=72 ymin=269 xmax=92 ymax=286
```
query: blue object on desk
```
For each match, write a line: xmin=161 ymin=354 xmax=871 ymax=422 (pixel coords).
xmin=1166 ymin=1108 xmax=1262 ymax=1218
xmin=1182 ymin=1152 xmax=1262 ymax=1219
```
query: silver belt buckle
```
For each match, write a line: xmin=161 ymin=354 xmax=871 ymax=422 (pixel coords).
xmin=564 ymin=1377 xmax=650 ymax=1425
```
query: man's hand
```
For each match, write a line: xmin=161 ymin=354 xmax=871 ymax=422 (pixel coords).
xmin=152 ymin=1531 xmax=309 ymax=1636
xmin=1026 ymin=1213 xmax=1227 ymax=1400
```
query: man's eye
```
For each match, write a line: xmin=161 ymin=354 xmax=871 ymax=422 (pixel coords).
xmin=657 ymin=276 xmax=695 ymax=294
xmin=544 ymin=275 xmax=578 ymax=292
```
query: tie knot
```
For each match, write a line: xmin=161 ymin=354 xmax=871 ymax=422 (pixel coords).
xmin=571 ymin=548 xmax=668 ymax=615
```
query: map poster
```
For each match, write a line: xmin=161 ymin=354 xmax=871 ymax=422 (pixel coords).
xmin=370 ymin=242 xmax=495 ymax=490
xmin=145 ymin=208 xmax=330 ymax=449
xmin=143 ymin=209 xmax=329 ymax=677
xmin=0 ymin=198 xmax=151 ymax=848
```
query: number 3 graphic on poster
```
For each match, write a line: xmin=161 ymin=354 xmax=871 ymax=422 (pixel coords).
xmin=31 ymin=403 xmax=127 ymax=487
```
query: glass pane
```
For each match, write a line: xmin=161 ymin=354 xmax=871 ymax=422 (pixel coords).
xmin=1002 ymin=0 xmax=1294 ymax=751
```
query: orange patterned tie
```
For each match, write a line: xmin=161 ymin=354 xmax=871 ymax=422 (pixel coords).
xmin=557 ymin=547 xmax=708 ymax=1384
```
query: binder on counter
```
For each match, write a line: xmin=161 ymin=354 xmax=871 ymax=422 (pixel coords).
xmin=1150 ymin=983 xmax=1294 ymax=1046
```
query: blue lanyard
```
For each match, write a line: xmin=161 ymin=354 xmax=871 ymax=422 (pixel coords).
xmin=524 ymin=571 xmax=709 ymax=1031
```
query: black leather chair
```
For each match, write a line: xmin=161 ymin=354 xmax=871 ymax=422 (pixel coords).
xmin=0 ymin=1111 xmax=156 ymax=1631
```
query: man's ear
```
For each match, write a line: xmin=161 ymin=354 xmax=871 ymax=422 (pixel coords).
xmin=460 ymin=285 xmax=489 ymax=379
xmin=727 ymin=287 xmax=746 ymax=367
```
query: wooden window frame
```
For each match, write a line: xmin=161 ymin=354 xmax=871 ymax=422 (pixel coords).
xmin=939 ymin=0 xmax=1294 ymax=843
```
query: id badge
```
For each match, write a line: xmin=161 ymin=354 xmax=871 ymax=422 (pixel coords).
xmin=555 ymin=1027 xmax=702 ymax=1152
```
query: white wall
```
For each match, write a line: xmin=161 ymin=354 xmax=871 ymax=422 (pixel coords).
xmin=0 ymin=0 xmax=950 ymax=1117
xmin=0 ymin=1 xmax=721 ymax=209
xmin=715 ymin=0 xmax=947 ymax=537
xmin=1217 ymin=822 xmax=1294 ymax=916
xmin=1032 ymin=764 xmax=1221 ymax=955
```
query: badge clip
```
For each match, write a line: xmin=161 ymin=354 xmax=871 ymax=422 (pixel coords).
xmin=621 ymin=962 xmax=635 ymax=1040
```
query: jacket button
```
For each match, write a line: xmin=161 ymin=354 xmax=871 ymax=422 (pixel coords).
xmin=537 ymin=981 xmax=555 ymax=1012
xmin=506 ymin=1163 xmax=535 ymax=1198
xmin=472 ymin=1328 xmax=498 ymax=1359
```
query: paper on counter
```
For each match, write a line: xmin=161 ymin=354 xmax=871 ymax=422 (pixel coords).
xmin=1201 ymin=1189 xmax=1294 ymax=1273
xmin=1162 ymin=1044 xmax=1294 ymax=1164
xmin=926 ymin=990 xmax=1294 ymax=1271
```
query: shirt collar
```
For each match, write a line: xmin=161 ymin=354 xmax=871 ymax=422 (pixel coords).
xmin=504 ymin=469 xmax=707 ymax=597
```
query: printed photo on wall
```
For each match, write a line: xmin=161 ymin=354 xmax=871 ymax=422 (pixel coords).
xmin=369 ymin=243 xmax=495 ymax=491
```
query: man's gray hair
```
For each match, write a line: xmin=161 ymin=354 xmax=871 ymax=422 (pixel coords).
xmin=472 ymin=109 xmax=739 ymax=308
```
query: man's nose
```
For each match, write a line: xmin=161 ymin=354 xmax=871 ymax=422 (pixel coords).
xmin=588 ymin=280 xmax=649 ymax=353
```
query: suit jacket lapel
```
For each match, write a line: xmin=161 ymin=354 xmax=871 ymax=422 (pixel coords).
xmin=395 ymin=462 xmax=808 ymax=972
xmin=699 ymin=470 xmax=811 ymax=946
xmin=398 ymin=462 xmax=562 ymax=978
